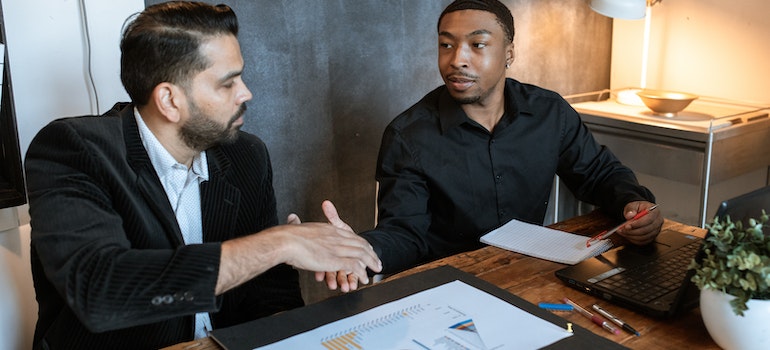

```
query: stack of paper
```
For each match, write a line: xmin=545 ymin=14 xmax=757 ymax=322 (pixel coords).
xmin=480 ymin=219 xmax=612 ymax=265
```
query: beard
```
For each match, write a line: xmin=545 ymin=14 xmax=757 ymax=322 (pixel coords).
xmin=454 ymin=95 xmax=481 ymax=104
xmin=179 ymin=102 xmax=246 ymax=151
xmin=443 ymin=70 xmax=501 ymax=105
xmin=444 ymin=72 xmax=483 ymax=105
xmin=449 ymin=82 xmax=496 ymax=105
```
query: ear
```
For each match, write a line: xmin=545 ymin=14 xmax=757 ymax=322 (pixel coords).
xmin=151 ymin=82 xmax=185 ymax=123
xmin=505 ymin=43 xmax=515 ymax=68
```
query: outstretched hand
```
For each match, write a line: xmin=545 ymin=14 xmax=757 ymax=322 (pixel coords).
xmin=279 ymin=201 xmax=381 ymax=292
xmin=315 ymin=200 xmax=371 ymax=292
xmin=217 ymin=203 xmax=381 ymax=295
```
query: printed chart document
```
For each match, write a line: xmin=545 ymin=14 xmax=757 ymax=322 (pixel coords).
xmin=254 ymin=280 xmax=572 ymax=350
xmin=480 ymin=219 xmax=612 ymax=265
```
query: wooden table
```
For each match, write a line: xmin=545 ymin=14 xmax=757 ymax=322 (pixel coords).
xmin=165 ymin=211 xmax=718 ymax=349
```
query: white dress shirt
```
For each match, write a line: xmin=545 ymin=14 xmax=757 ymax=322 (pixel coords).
xmin=135 ymin=109 xmax=213 ymax=339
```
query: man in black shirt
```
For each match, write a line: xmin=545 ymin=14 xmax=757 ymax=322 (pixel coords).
xmin=324 ymin=0 xmax=662 ymax=290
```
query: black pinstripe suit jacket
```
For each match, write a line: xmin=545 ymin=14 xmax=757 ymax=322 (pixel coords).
xmin=25 ymin=103 xmax=303 ymax=349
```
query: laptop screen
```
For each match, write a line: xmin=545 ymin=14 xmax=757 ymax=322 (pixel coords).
xmin=712 ymin=186 xmax=770 ymax=229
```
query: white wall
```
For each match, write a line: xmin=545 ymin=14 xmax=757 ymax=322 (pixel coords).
xmin=609 ymin=0 xmax=770 ymax=104
xmin=0 ymin=1 xmax=143 ymax=348
xmin=3 ymin=0 xmax=143 ymax=158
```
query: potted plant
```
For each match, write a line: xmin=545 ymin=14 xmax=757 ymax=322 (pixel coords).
xmin=689 ymin=210 xmax=770 ymax=350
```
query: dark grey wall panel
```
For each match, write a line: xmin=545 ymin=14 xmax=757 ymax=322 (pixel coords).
xmin=144 ymin=0 xmax=611 ymax=235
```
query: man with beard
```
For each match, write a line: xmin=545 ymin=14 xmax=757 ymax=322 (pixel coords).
xmin=321 ymin=0 xmax=662 ymax=291
xmin=24 ymin=2 xmax=380 ymax=349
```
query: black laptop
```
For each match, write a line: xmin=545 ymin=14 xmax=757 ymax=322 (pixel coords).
xmin=555 ymin=185 xmax=770 ymax=318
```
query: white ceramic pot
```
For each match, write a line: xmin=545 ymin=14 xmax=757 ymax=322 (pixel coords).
xmin=700 ymin=288 xmax=770 ymax=350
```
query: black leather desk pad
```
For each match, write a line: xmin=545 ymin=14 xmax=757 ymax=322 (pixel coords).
xmin=210 ymin=265 xmax=626 ymax=349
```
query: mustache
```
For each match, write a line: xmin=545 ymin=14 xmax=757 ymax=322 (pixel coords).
xmin=232 ymin=104 xmax=247 ymax=122
xmin=446 ymin=71 xmax=479 ymax=80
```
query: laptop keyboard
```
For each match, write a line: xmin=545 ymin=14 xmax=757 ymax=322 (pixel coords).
xmin=595 ymin=240 xmax=702 ymax=303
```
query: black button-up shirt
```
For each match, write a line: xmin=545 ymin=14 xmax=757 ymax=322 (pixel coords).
xmin=361 ymin=79 xmax=654 ymax=274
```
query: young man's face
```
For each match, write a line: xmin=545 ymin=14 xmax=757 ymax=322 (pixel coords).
xmin=179 ymin=34 xmax=253 ymax=151
xmin=438 ymin=10 xmax=513 ymax=106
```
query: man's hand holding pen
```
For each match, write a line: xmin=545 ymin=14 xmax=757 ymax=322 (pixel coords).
xmin=616 ymin=201 xmax=663 ymax=245
xmin=587 ymin=203 xmax=661 ymax=247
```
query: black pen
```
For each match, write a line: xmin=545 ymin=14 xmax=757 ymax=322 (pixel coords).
xmin=592 ymin=304 xmax=640 ymax=336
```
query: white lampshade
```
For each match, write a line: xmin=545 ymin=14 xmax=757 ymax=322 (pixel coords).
xmin=589 ymin=0 xmax=646 ymax=20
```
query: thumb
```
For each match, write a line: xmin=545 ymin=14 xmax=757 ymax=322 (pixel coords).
xmin=322 ymin=200 xmax=351 ymax=231
xmin=287 ymin=213 xmax=301 ymax=224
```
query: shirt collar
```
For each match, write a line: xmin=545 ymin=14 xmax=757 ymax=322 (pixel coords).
xmin=134 ymin=108 xmax=209 ymax=181
xmin=437 ymin=78 xmax=534 ymax=134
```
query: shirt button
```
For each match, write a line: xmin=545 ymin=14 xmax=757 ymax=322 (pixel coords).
xmin=163 ymin=295 xmax=174 ymax=304
xmin=151 ymin=296 xmax=163 ymax=305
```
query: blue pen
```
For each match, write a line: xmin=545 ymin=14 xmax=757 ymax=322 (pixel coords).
xmin=538 ymin=302 xmax=574 ymax=311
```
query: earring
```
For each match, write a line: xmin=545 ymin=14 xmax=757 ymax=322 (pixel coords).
xmin=505 ymin=63 xmax=510 ymax=69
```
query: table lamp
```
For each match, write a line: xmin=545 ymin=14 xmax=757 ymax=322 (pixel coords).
xmin=589 ymin=0 xmax=663 ymax=106
xmin=589 ymin=0 xmax=646 ymax=20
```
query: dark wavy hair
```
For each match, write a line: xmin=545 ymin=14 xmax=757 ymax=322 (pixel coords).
xmin=120 ymin=1 xmax=239 ymax=105
xmin=438 ymin=0 xmax=515 ymax=43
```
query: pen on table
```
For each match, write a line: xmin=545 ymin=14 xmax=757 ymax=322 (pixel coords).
xmin=586 ymin=204 xmax=658 ymax=247
xmin=592 ymin=304 xmax=640 ymax=336
xmin=538 ymin=302 xmax=574 ymax=311
xmin=563 ymin=298 xmax=620 ymax=335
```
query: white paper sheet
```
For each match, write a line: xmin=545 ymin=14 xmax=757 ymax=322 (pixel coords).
xmin=254 ymin=280 xmax=572 ymax=350
xmin=480 ymin=219 xmax=612 ymax=265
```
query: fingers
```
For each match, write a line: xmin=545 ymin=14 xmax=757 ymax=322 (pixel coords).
xmin=316 ymin=271 xmax=364 ymax=293
xmin=319 ymin=271 xmax=338 ymax=290
xmin=336 ymin=271 xmax=352 ymax=293
xmin=350 ymin=244 xmax=382 ymax=275
xmin=315 ymin=271 xmax=326 ymax=282
xmin=345 ymin=259 xmax=370 ymax=285
xmin=342 ymin=272 xmax=359 ymax=292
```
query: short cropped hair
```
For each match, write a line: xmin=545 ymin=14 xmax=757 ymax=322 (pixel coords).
xmin=120 ymin=1 xmax=239 ymax=105
xmin=438 ymin=0 xmax=515 ymax=43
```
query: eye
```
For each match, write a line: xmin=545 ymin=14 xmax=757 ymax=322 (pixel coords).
xmin=473 ymin=42 xmax=487 ymax=48
xmin=439 ymin=42 xmax=453 ymax=49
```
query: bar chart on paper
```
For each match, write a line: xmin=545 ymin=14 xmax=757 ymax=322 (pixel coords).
xmin=254 ymin=281 xmax=572 ymax=350
xmin=317 ymin=303 xmax=484 ymax=350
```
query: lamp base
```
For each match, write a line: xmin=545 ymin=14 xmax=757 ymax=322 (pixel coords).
xmin=616 ymin=88 xmax=646 ymax=106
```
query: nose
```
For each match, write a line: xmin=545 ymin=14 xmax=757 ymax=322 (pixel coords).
xmin=449 ymin=45 xmax=470 ymax=69
xmin=238 ymin=80 xmax=253 ymax=104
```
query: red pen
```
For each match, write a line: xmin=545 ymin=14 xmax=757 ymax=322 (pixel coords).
xmin=586 ymin=204 xmax=658 ymax=247
xmin=563 ymin=297 xmax=620 ymax=335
